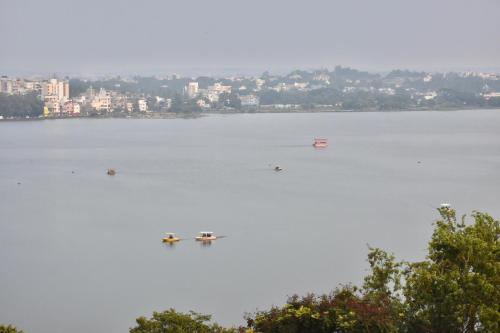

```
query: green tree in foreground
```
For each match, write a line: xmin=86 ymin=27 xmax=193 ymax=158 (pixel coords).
xmin=129 ymin=309 xmax=236 ymax=333
xmin=0 ymin=325 xmax=23 ymax=333
xmin=132 ymin=208 xmax=499 ymax=333
xmin=246 ymin=247 xmax=405 ymax=333
xmin=246 ymin=286 xmax=400 ymax=333
xmin=403 ymin=208 xmax=500 ymax=333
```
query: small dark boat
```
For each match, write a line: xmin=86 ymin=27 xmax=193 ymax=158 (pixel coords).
xmin=107 ymin=169 xmax=116 ymax=176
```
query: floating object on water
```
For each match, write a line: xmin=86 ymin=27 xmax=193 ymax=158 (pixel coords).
xmin=274 ymin=166 xmax=283 ymax=171
xmin=195 ymin=231 xmax=217 ymax=241
xmin=162 ymin=233 xmax=180 ymax=243
xmin=313 ymin=138 xmax=328 ymax=148
xmin=17 ymin=182 xmax=21 ymax=185
xmin=107 ymin=169 xmax=116 ymax=176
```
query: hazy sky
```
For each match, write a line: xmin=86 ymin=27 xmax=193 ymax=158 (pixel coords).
xmin=1 ymin=0 xmax=500 ymax=75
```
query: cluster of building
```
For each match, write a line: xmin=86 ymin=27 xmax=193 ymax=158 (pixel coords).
xmin=72 ymin=86 xmax=172 ymax=114
xmin=1 ymin=76 xmax=41 ymax=95
xmin=0 ymin=76 xmax=80 ymax=116
xmin=40 ymin=79 xmax=75 ymax=116
xmin=0 ymin=77 xmax=168 ymax=117
xmin=1 ymin=68 xmax=500 ymax=117
xmin=184 ymin=81 xmax=260 ymax=108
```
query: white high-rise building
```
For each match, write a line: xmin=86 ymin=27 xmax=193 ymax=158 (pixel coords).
xmin=138 ymin=99 xmax=148 ymax=112
xmin=186 ymin=82 xmax=199 ymax=98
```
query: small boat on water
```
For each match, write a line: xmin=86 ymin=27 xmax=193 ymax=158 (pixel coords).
xmin=107 ymin=168 xmax=116 ymax=176
xmin=440 ymin=203 xmax=451 ymax=209
xmin=274 ymin=166 xmax=283 ymax=171
xmin=195 ymin=231 xmax=217 ymax=241
xmin=162 ymin=233 xmax=180 ymax=243
xmin=313 ymin=138 xmax=328 ymax=148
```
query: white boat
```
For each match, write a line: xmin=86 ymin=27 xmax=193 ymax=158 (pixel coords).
xmin=195 ymin=231 xmax=217 ymax=241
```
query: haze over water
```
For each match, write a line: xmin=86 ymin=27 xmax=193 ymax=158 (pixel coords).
xmin=1 ymin=110 xmax=500 ymax=333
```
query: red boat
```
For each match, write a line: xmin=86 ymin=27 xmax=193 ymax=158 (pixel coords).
xmin=313 ymin=138 xmax=328 ymax=148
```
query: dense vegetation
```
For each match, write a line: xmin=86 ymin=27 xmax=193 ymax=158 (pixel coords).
xmin=3 ymin=208 xmax=498 ymax=332
xmin=0 ymin=93 xmax=43 ymax=118
xmin=259 ymin=88 xmax=500 ymax=110
xmin=258 ymin=67 xmax=500 ymax=110
xmin=0 ymin=325 xmax=23 ymax=333
xmin=247 ymin=209 xmax=499 ymax=333
xmin=129 ymin=310 xmax=233 ymax=333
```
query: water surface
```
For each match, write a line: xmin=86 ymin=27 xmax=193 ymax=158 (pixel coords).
xmin=1 ymin=110 xmax=500 ymax=332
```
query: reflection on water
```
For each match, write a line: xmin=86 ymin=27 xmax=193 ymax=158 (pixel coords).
xmin=163 ymin=242 xmax=178 ymax=249
xmin=199 ymin=240 xmax=213 ymax=247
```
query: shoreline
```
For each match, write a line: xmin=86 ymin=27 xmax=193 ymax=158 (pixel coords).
xmin=1 ymin=107 xmax=499 ymax=122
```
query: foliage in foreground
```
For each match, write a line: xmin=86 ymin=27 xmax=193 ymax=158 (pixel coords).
xmin=246 ymin=208 xmax=499 ymax=333
xmin=130 ymin=207 xmax=499 ymax=333
xmin=0 ymin=325 xmax=23 ymax=333
xmin=403 ymin=209 xmax=499 ymax=332
xmin=129 ymin=309 xmax=237 ymax=333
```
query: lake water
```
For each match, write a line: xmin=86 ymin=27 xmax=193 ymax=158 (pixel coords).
xmin=1 ymin=110 xmax=500 ymax=333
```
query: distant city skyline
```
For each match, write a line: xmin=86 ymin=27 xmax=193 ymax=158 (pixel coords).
xmin=1 ymin=0 xmax=500 ymax=76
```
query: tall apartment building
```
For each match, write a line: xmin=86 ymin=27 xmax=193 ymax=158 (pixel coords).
xmin=138 ymin=99 xmax=148 ymax=112
xmin=41 ymin=79 xmax=70 ymax=101
xmin=186 ymin=82 xmax=199 ymax=98
xmin=0 ymin=76 xmax=14 ymax=94
xmin=41 ymin=79 xmax=70 ymax=116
